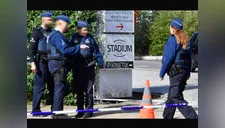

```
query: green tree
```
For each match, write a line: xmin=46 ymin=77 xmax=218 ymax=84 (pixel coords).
xmin=149 ymin=11 xmax=198 ymax=55
xmin=135 ymin=11 xmax=151 ymax=56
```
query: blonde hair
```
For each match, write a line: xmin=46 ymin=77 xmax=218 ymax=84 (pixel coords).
xmin=173 ymin=28 xmax=189 ymax=49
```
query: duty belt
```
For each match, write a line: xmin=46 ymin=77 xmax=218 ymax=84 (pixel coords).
xmin=175 ymin=61 xmax=190 ymax=67
xmin=47 ymin=49 xmax=62 ymax=60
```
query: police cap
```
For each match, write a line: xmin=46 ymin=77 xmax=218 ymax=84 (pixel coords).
xmin=171 ymin=18 xmax=183 ymax=30
xmin=41 ymin=11 xmax=53 ymax=18
xmin=56 ymin=15 xmax=71 ymax=24
xmin=77 ymin=20 xmax=88 ymax=28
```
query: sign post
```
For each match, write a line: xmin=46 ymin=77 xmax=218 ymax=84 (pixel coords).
xmin=95 ymin=10 xmax=134 ymax=99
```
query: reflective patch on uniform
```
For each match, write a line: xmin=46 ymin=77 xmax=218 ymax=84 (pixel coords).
xmin=30 ymin=38 xmax=35 ymax=42
xmin=61 ymin=39 xmax=66 ymax=46
xmin=74 ymin=39 xmax=79 ymax=44
xmin=85 ymin=39 xmax=90 ymax=44
xmin=43 ymin=33 xmax=48 ymax=37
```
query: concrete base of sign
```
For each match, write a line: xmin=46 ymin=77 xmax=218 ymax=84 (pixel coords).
xmin=95 ymin=69 xmax=132 ymax=99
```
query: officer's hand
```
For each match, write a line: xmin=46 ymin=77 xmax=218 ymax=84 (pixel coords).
xmin=31 ymin=62 xmax=37 ymax=73
xmin=160 ymin=77 xmax=164 ymax=81
xmin=80 ymin=44 xmax=89 ymax=49
xmin=100 ymin=68 xmax=104 ymax=71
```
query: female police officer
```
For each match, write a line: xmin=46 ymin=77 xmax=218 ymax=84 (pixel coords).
xmin=159 ymin=18 xmax=198 ymax=119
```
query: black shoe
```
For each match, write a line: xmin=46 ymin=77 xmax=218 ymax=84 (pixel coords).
xmin=51 ymin=114 xmax=70 ymax=119
xmin=83 ymin=113 xmax=93 ymax=119
xmin=75 ymin=113 xmax=84 ymax=118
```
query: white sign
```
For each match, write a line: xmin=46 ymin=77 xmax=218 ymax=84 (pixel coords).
xmin=103 ymin=10 xmax=134 ymax=33
xmin=105 ymin=34 xmax=134 ymax=62
xmin=97 ymin=70 xmax=132 ymax=99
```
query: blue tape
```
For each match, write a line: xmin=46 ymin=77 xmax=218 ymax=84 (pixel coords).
xmin=28 ymin=103 xmax=192 ymax=116
xmin=76 ymin=108 xmax=99 ymax=113
xmin=31 ymin=111 xmax=55 ymax=115
xmin=166 ymin=103 xmax=188 ymax=108
xmin=121 ymin=106 xmax=143 ymax=110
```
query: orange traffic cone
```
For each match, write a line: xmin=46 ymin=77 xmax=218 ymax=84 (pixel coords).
xmin=139 ymin=80 xmax=155 ymax=119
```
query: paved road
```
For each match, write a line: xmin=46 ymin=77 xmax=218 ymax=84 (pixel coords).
xmin=133 ymin=60 xmax=198 ymax=103
xmin=135 ymin=60 xmax=162 ymax=70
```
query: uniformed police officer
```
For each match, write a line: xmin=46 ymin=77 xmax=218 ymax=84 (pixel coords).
xmin=68 ymin=21 xmax=104 ymax=118
xmin=47 ymin=15 xmax=89 ymax=119
xmin=29 ymin=11 xmax=54 ymax=115
xmin=159 ymin=18 xmax=198 ymax=119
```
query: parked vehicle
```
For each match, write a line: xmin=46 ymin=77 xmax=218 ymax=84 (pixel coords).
xmin=189 ymin=32 xmax=198 ymax=72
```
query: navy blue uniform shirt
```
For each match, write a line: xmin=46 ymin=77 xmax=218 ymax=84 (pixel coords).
xmin=68 ymin=33 xmax=104 ymax=68
xmin=48 ymin=30 xmax=81 ymax=56
xmin=160 ymin=35 xmax=180 ymax=78
xmin=29 ymin=27 xmax=52 ymax=62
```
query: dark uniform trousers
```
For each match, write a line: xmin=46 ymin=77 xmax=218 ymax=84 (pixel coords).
xmin=48 ymin=59 xmax=68 ymax=111
xmin=32 ymin=60 xmax=54 ymax=112
xmin=73 ymin=66 xmax=95 ymax=111
xmin=163 ymin=69 xmax=198 ymax=119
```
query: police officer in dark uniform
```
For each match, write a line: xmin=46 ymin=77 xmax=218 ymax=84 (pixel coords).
xmin=68 ymin=21 xmax=104 ymax=118
xmin=159 ymin=18 xmax=198 ymax=119
xmin=29 ymin=11 xmax=54 ymax=115
xmin=47 ymin=16 xmax=89 ymax=119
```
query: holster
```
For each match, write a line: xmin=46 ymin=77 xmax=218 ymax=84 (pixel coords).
xmin=36 ymin=54 xmax=48 ymax=63
xmin=84 ymin=57 xmax=96 ymax=68
xmin=54 ymin=68 xmax=67 ymax=82
xmin=87 ymin=60 xmax=97 ymax=67
xmin=168 ymin=64 xmax=183 ymax=77
xmin=53 ymin=59 xmax=68 ymax=82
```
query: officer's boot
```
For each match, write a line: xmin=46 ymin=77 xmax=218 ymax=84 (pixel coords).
xmin=51 ymin=114 xmax=70 ymax=119
xmin=75 ymin=92 xmax=84 ymax=118
xmin=75 ymin=112 xmax=84 ymax=118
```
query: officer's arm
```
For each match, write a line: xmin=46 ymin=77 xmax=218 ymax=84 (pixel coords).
xmin=92 ymin=37 xmax=104 ymax=68
xmin=67 ymin=34 xmax=75 ymax=46
xmin=50 ymin=34 xmax=80 ymax=56
xmin=63 ymin=44 xmax=81 ymax=56
xmin=29 ymin=29 xmax=40 ymax=62
xmin=159 ymin=39 xmax=177 ymax=78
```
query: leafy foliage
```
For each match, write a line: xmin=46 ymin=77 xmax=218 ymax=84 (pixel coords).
xmin=135 ymin=11 xmax=151 ymax=56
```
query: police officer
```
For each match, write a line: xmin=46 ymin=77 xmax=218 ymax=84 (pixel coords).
xmin=159 ymin=18 xmax=198 ymax=119
xmin=47 ymin=15 xmax=89 ymax=119
xmin=68 ymin=21 xmax=104 ymax=118
xmin=29 ymin=11 xmax=54 ymax=115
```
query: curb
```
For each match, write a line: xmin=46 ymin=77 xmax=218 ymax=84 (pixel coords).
xmin=135 ymin=56 xmax=162 ymax=61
